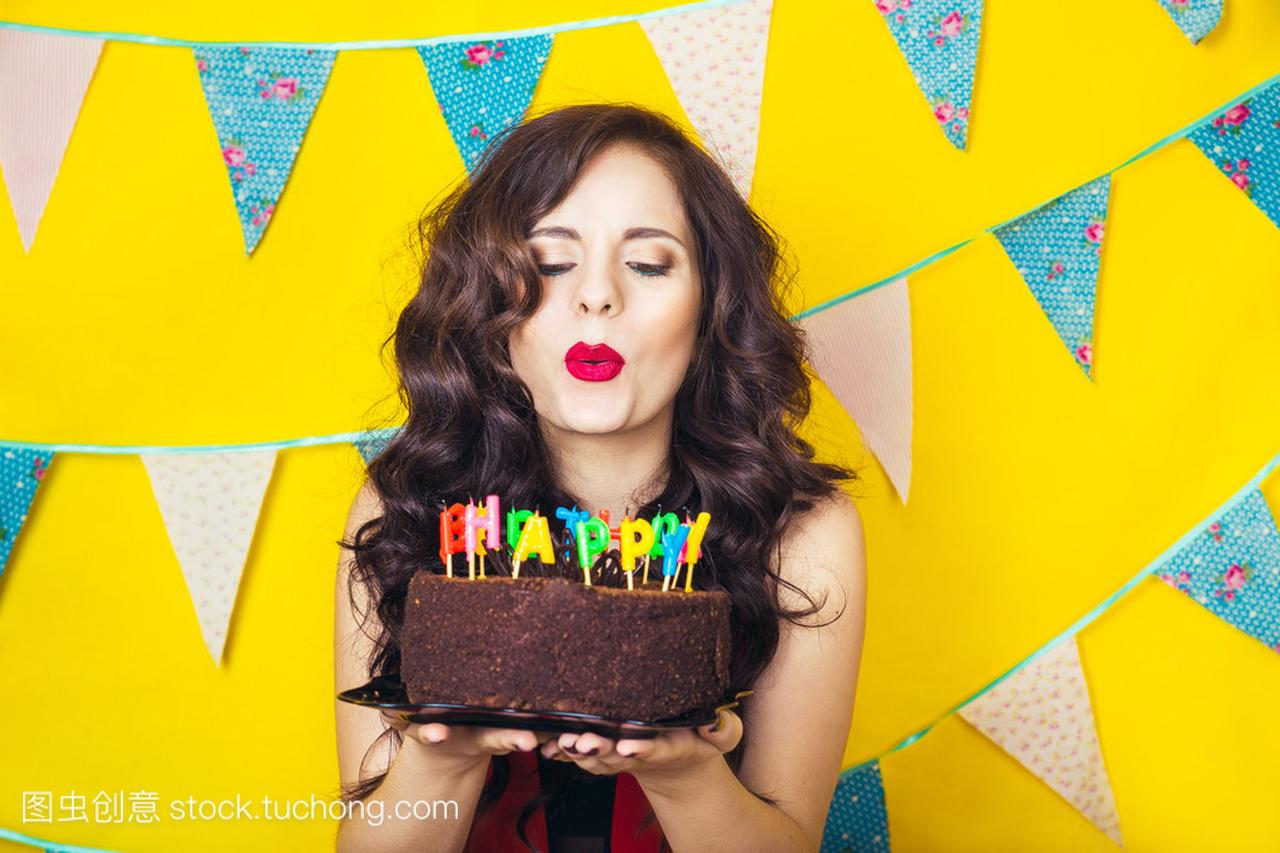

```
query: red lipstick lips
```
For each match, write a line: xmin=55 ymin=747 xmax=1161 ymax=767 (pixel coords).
xmin=565 ymin=341 xmax=625 ymax=382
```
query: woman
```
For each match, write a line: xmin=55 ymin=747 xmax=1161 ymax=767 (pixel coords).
xmin=334 ymin=102 xmax=868 ymax=853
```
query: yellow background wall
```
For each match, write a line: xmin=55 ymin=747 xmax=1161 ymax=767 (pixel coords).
xmin=1 ymin=1 xmax=1279 ymax=850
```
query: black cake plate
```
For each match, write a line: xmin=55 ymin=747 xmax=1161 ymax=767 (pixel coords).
xmin=339 ymin=676 xmax=752 ymax=739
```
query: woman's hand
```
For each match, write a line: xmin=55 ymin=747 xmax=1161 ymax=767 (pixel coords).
xmin=381 ymin=711 xmax=557 ymax=769
xmin=539 ymin=708 xmax=744 ymax=789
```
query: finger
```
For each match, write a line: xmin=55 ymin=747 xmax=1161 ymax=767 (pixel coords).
xmin=571 ymin=732 xmax=614 ymax=758
xmin=696 ymin=709 xmax=744 ymax=754
xmin=557 ymin=732 xmax=581 ymax=754
xmin=419 ymin=723 xmax=451 ymax=744
xmin=500 ymin=729 xmax=541 ymax=753
xmin=614 ymin=737 xmax=658 ymax=760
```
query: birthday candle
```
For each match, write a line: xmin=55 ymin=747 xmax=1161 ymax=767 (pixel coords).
xmin=555 ymin=504 xmax=590 ymax=542
xmin=574 ymin=518 xmax=610 ymax=586
xmin=682 ymin=511 xmax=711 ymax=592
xmin=464 ymin=501 xmax=478 ymax=580
xmin=649 ymin=511 xmax=681 ymax=558
xmin=620 ymin=516 xmax=654 ymax=591
xmin=513 ymin=511 xmax=555 ymax=578
xmin=660 ymin=522 xmax=690 ymax=592
xmin=506 ymin=508 xmax=533 ymax=553
xmin=438 ymin=502 xmax=467 ymax=578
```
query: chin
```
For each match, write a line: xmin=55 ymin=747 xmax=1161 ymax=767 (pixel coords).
xmin=556 ymin=401 xmax=632 ymax=435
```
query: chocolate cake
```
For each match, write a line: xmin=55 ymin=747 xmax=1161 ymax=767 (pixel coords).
xmin=400 ymin=565 xmax=733 ymax=721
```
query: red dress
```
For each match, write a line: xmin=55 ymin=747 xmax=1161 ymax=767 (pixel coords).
xmin=464 ymin=750 xmax=665 ymax=852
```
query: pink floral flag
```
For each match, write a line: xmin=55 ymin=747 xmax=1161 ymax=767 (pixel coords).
xmin=958 ymin=637 xmax=1125 ymax=847
xmin=193 ymin=46 xmax=337 ymax=255
xmin=993 ymin=174 xmax=1112 ymax=380
xmin=142 ymin=450 xmax=277 ymax=664
xmin=1186 ymin=83 xmax=1280 ymax=230
xmin=0 ymin=29 xmax=103 ymax=253
xmin=1153 ymin=0 xmax=1223 ymax=45
xmin=871 ymin=0 xmax=983 ymax=150
xmin=795 ymin=278 xmax=914 ymax=504
xmin=639 ymin=0 xmax=775 ymax=199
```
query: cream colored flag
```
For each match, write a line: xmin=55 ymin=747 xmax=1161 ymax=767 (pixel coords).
xmin=0 ymin=29 xmax=103 ymax=252
xmin=958 ymin=637 xmax=1124 ymax=847
xmin=142 ymin=450 xmax=277 ymax=664
xmin=797 ymin=278 xmax=913 ymax=504
xmin=640 ymin=0 xmax=774 ymax=198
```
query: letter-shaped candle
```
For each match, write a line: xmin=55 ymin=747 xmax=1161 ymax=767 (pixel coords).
xmin=556 ymin=505 xmax=590 ymax=541
xmin=660 ymin=523 xmax=690 ymax=591
xmin=574 ymin=518 xmax=610 ymax=586
xmin=506 ymin=509 xmax=533 ymax=553
xmin=514 ymin=512 xmax=555 ymax=566
xmin=649 ymin=511 xmax=680 ymax=557
xmin=681 ymin=512 xmax=711 ymax=592
xmin=464 ymin=501 xmax=479 ymax=579
xmin=619 ymin=517 xmax=654 ymax=588
xmin=438 ymin=502 xmax=467 ymax=578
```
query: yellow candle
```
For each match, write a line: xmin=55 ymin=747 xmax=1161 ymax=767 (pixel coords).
xmin=683 ymin=512 xmax=711 ymax=592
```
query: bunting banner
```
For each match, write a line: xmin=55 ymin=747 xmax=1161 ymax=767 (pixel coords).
xmin=796 ymin=278 xmax=914 ymax=504
xmin=141 ymin=450 xmax=278 ymax=663
xmin=871 ymin=0 xmax=983 ymax=151
xmin=957 ymin=637 xmax=1124 ymax=847
xmin=1153 ymin=0 xmax=1223 ymax=45
xmin=993 ymin=174 xmax=1111 ymax=381
xmin=639 ymin=0 xmax=774 ymax=198
xmin=193 ymin=45 xmax=337 ymax=255
xmin=0 ymin=447 xmax=53 ymax=578
xmin=417 ymin=33 xmax=554 ymax=172
xmin=0 ymin=28 xmax=102 ymax=253
xmin=819 ymin=452 xmax=1280 ymax=851
xmin=1186 ymin=81 xmax=1280 ymax=229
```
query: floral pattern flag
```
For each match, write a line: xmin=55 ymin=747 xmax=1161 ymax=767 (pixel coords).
xmin=871 ymin=0 xmax=983 ymax=150
xmin=639 ymin=0 xmax=775 ymax=199
xmin=958 ymin=638 xmax=1124 ymax=847
xmin=193 ymin=45 xmax=337 ymax=255
xmin=0 ymin=448 xmax=54 ymax=577
xmin=820 ymin=759 xmax=891 ymax=853
xmin=417 ymin=35 xmax=553 ymax=173
xmin=993 ymin=174 xmax=1112 ymax=380
xmin=1186 ymin=81 xmax=1280 ymax=229
xmin=1153 ymin=0 xmax=1223 ymax=45
xmin=1156 ymin=487 xmax=1280 ymax=655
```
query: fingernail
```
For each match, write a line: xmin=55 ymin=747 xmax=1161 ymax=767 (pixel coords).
xmin=619 ymin=750 xmax=634 ymax=758
xmin=583 ymin=747 xmax=599 ymax=756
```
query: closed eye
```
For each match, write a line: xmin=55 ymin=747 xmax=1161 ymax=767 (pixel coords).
xmin=536 ymin=262 xmax=672 ymax=278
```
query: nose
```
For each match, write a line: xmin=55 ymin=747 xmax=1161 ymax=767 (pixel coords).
xmin=573 ymin=260 xmax=622 ymax=318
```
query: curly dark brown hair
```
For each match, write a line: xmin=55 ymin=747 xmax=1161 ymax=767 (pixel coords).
xmin=340 ymin=101 xmax=866 ymax=852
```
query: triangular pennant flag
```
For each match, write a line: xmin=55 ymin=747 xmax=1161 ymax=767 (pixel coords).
xmin=1187 ymin=81 xmax=1280 ymax=229
xmin=639 ymin=0 xmax=774 ymax=199
xmin=417 ymin=34 xmax=553 ymax=173
xmin=1153 ymin=0 xmax=1223 ymax=45
xmin=354 ymin=429 xmax=396 ymax=465
xmin=1155 ymin=487 xmax=1280 ymax=655
xmin=0 ymin=29 xmax=103 ymax=252
xmin=193 ymin=45 xmax=336 ymax=255
xmin=142 ymin=450 xmax=277 ymax=663
xmin=872 ymin=0 xmax=983 ymax=151
xmin=820 ymin=760 xmax=891 ymax=853
xmin=993 ymin=174 xmax=1111 ymax=380
xmin=0 ymin=447 xmax=54 ymax=577
xmin=798 ymin=278 xmax=914 ymax=504
xmin=958 ymin=637 xmax=1124 ymax=847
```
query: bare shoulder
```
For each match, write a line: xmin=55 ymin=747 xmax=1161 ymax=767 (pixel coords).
xmin=344 ymin=479 xmax=386 ymax=541
xmin=776 ymin=489 xmax=866 ymax=617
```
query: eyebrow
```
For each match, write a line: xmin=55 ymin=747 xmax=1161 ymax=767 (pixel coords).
xmin=527 ymin=225 xmax=685 ymax=248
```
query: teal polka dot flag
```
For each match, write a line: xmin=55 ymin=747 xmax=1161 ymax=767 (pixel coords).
xmin=416 ymin=35 xmax=553 ymax=173
xmin=1187 ymin=80 xmax=1280 ymax=230
xmin=821 ymin=759 xmax=891 ymax=852
xmin=0 ymin=447 xmax=53 ymax=577
xmin=193 ymin=45 xmax=337 ymax=255
xmin=1153 ymin=0 xmax=1223 ymax=45
xmin=871 ymin=0 xmax=983 ymax=151
xmin=1155 ymin=487 xmax=1280 ymax=655
xmin=993 ymin=174 xmax=1112 ymax=380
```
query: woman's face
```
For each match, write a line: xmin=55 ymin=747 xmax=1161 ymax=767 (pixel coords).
xmin=510 ymin=145 xmax=702 ymax=438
